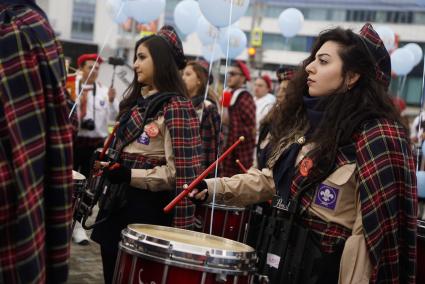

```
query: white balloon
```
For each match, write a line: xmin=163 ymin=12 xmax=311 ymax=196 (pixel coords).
xmin=199 ymin=0 xmax=250 ymax=28
xmin=404 ymin=43 xmax=423 ymax=66
xmin=123 ymin=0 xmax=165 ymax=23
xmin=417 ymin=170 xmax=425 ymax=198
xmin=391 ymin=48 xmax=415 ymax=76
xmin=106 ymin=0 xmax=128 ymax=24
xmin=174 ymin=0 xmax=200 ymax=35
xmin=219 ymin=27 xmax=247 ymax=59
xmin=375 ymin=26 xmax=395 ymax=52
xmin=201 ymin=43 xmax=223 ymax=62
xmin=196 ymin=16 xmax=220 ymax=45
xmin=278 ymin=8 xmax=304 ymax=38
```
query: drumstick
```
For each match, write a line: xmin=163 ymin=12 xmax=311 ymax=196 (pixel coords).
xmin=235 ymin=159 xmax=248 ymax=173
xmin=163 ymin=136 xmax=245 ymax=213
xmin=99 ymin=122 xmax=120 ymax=161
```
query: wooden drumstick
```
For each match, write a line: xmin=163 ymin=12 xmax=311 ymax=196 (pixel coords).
xmin=163 ymin=136 xmax=245 ymax=213
xmin=235 ymin=159 xmax=248 ymax=173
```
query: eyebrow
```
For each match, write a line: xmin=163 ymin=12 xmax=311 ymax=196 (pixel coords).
xmin=317 ymin=53 xmax=331 ymax=58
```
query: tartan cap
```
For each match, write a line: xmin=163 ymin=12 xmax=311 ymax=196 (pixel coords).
xmin=358 ymin=23 xmax=391 ymax=88
xmin=157 ymin=25 xmax=186 ymax=69
xmin=77 ymin=53 xmax=103 ymax=67
xmin=276 ymin=66 xmax=295 ymax=83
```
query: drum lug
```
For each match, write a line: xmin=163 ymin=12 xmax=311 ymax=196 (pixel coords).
xmin=215 ymin=273 xmax=228 ymax=283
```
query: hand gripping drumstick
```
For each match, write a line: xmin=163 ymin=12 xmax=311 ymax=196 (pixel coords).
xmin=163 ymin=136 xmax=245 ymax=213
xmin=235 ymin=159 xmax=248 ymax=173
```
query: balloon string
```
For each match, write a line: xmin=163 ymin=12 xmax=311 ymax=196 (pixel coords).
xmin=68 ymin=2 xmax=126 ymax=119
xmin=209 ymin=0 xmax=235 ymax=236
xmin=418 ymin=54 xmax=425 ymax=171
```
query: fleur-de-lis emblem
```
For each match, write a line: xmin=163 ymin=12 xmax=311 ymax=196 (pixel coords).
xmin=320 ymin=188 xmax=335 ymax=202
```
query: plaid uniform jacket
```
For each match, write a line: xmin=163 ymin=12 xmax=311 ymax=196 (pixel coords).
xmin=222 ymin=91 xmax=256 ymax=177
xmin=0 ymin=4 xmax=73 ymax=284
xmin=292 ymin=119 xmax=416 ymax=283
xmin=163 ymin=97 xmax=203 ymax=228
xmin=199 ymin=102 xmax=222 ymax=177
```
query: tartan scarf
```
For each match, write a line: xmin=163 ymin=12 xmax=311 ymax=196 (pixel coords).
xmin=114 ymin=93 xmax=202 ymax=228
xmin=273 ymin=95 xmax=324 ymax=204
xmin=291 ymin=119 xmax=416 ymax=283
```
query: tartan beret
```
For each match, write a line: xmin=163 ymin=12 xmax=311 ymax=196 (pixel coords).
xmin=77 ymin=54 xmax=103 ymax=67
xmin=234 ymin=60 xmax=251 ymax=81
xmin=260 ymin=74 xmax=272 ymax=91
xmin=276 ymin=66 xmax=295 ymax=82
xmin=157 ymin=25 xmax=187 ymax=70
xmin=358 ymin=23 xmax=391 ymax=88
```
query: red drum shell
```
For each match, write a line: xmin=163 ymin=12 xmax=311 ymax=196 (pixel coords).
xmin=114 ymin=224 xmax=256 ymax=284
xmin=195 ymin=203 xmax=250 ymax=242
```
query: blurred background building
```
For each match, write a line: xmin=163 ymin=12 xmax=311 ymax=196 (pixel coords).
xmin=38 ymin=0 xmax=425 ymax=108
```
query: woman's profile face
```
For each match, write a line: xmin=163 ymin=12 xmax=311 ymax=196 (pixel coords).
xmin=182 ymin=65 xmax=200 ymax=97
xmin=305 ymin=41 xmax=345 ymax=97
xmin=133 ymin=43 xmax=155 ymax=87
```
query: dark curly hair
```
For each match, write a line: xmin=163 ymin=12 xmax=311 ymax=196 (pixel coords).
xmin=268 ymin=27 xmax=403 ymax=181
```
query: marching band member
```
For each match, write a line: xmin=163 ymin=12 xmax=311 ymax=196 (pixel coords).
xmin=90 ymin=25 xmax=202 ymax=284
xmin=182 ymin=60 xmax=222 ymax=176
xmin=190 ymin=23 xmax=417 ymax=284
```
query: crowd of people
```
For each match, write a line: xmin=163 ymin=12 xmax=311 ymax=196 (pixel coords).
xmin=0 ymin=1 xmax=420 ymax=284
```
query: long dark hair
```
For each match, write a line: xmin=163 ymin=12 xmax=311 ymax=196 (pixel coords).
xmin=117 ymin=35 xmax=188 ymax=119
xmin=269 ymin=27 xmax=403 ymax=180
xmin=186 ymin=61 xmax=218 ymax=105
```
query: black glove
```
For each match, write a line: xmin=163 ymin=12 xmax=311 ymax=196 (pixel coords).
xmin=188 ymin=180 xmax=209 ymax=206
xmin=103 ymin=163 xmax=131 ymax=184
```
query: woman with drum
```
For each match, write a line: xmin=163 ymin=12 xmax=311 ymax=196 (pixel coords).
xmin=190 ymin=23 xmax=417 ymax=284
xmin=91 ymin=25 xmax=203 ymax=284
xmin=182 ymin=60 xmax=222 ymax=177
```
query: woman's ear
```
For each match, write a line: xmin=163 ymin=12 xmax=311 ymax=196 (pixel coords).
xmin=347 ymin=72 xmax=360 ymax=90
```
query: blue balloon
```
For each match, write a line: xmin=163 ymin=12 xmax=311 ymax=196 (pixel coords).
xmin=174 ymin=0 xmax=200 ymax=35
xmin=201 ymin=43 xmax=223 ymax=62
xmin=417 ymin=171 xmax=425 ymax=198
xmin=219 ymin=27 xmax=247 ymax=59
xmin=196 ymin=16 xmax=220 ymax=45
xmin=123 ymin=0 xmax=165 ymax=23
xmin=199 ymin=0 xmax=250 ymax=28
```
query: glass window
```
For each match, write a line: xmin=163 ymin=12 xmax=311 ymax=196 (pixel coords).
xmin=71 ymin=0 xmax=95 ymax=41
xmin=414 ymin=12 xmax=425 ymax=25
xmin=404 ymin=77 xmax=422 ymax=106
xmin=260 ymin=33 xmax=310 ymax=52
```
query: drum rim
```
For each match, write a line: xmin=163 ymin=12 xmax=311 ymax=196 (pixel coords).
xmin=121 ymin=224 xmax=257 ymax=271
xmin=204 ymin=203 xmax=246 ymax=211
xmin=72 ymin=170 xmax=86 ymax=181
xmin=119 ymin=243 xmax=254 ymax=275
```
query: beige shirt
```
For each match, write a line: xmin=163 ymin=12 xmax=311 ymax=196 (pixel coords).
xmin=123 ymin=99 xmax=176 ymax=192
xmin=205 ymin=143 xmax=372 ymax=283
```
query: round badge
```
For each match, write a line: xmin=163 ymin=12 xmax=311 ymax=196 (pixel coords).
xmin=144 ymin=123 xmax=159 ymax=138
xmin=300 ymin=158 xmax=313 ymax=177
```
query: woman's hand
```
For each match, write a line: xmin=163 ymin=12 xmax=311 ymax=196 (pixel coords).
xmin=188 ymin=180 xmax=209 ymax=205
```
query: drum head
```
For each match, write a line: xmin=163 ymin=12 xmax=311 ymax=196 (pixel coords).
xmin=72 ymin=170 xmax=86 ymax=180
xmin=121 ymin=224 xmax=256 ymax=274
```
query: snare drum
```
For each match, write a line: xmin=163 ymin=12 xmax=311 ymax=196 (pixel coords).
xmin=195 ymin=203 xmax=250 ymax=242
xmin=114 ymin=224 xmax=256 ymax=284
